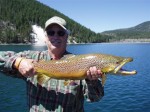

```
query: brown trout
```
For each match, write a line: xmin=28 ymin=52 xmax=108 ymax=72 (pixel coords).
xmin=34 ymin=53 xmax=137 ymax=85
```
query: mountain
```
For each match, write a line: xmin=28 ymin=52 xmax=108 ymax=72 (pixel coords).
xmin=0 ymin=0 xmax=107 ymax=44
xmin=131 ymin=21 xmax=150 ymax=31
xmin=1 ymin=0 xmax=149 ymax=44
xmin=101 ymin=21 xmax=150 ymax=42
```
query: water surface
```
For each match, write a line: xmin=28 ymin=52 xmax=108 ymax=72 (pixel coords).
xmin=0 ymin=43 xmax=150 ymax=112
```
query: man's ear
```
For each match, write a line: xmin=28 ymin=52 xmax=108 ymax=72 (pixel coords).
xmin=66 ymin=30 xmax=70 ymax=35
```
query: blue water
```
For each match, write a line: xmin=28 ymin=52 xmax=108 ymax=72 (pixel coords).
xmin=0 ymin=43 xmax=150 ymax=112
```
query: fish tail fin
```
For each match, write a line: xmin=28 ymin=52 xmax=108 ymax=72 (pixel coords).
xmin=37 ymin=73 xmax=51 ymax=85
xmin=102 ymin=73 xmax=106 ymax=86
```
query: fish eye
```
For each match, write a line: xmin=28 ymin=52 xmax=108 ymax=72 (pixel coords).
xmin=116 ymin=62 xmax=119 ymax=64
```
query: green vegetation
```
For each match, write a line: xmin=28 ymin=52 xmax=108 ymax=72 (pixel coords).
xmin=0 ymin=0 xmax=149 ymax=44
xmin=0 ymin=0 xmax=109 ymax=44
xmin=102 ymin=21 xmax=150 ymax=42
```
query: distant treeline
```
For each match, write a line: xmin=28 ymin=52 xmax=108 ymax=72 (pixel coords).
xmin=102 ymin=21 xmax=150 ymax=42
xmin=0 ymin=0 xmax=110 ymax=44
xmin=1 ymin=0 xmax=149 ymax=44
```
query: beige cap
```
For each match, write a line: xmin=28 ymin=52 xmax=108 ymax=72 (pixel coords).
xmin=45 ymin=16 xmax=67 ymax=31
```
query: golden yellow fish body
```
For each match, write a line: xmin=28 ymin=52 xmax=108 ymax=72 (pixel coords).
xmin=34 ymin=53 xmax=136 ymax=85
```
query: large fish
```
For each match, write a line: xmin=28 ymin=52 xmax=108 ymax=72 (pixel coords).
xmin=34 ymin=53 xmax=137 ymax=85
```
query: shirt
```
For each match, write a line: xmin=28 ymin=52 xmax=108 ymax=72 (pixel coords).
xmin=0 ymin=50 xmax=104 ymax=112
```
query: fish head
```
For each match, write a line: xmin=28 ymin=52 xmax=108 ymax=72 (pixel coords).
xmin=101 ymin=56 xmax=137 ymax=75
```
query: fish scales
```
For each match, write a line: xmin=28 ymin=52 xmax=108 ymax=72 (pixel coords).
xmin=35 ymin=54 xmax=100 ymax=78
xmin=34 ymin=53 xmax=137 ymax=85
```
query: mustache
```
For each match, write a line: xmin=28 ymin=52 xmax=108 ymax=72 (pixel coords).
xmin=51 ymin=39 xmax=62 ymax=44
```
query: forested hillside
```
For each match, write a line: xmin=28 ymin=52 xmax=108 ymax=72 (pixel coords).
xmin=1 ymin=0 xmax=149 ymax=44
xmin=0 ymin=0 xmax=109 ymax=44
xmin=102 ymin=21 xmax=150 ymax=42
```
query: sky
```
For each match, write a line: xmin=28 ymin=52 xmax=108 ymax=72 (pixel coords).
xmin=37 ymin=0 xmax=150 ymax=33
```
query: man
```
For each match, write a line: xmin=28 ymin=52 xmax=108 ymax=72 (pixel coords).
xmin=0 ymin=16 xmax=104 ymax=112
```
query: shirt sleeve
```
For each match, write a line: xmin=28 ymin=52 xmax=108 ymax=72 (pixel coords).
xmin=0 ymin=51 xmax=17 ymax=70
xmin=0 ymin=50 xmax=42 ymax=78
xmin=83 ymin=79 xmax=104 ymax=102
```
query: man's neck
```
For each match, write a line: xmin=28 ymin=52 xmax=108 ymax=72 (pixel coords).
xmin=48 ymin=50 xmax=66 ymax=60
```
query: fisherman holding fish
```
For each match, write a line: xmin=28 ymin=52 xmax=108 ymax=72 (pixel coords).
xmin=0 ymin=16 xmax=104 ymax=112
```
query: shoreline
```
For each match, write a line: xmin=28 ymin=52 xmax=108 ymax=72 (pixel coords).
xmin=1 ymin=40 xmax=150 ymax=45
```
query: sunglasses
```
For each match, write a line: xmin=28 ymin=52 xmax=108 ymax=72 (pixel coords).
xmin=46 ymin=30 xmax=66 ymax=37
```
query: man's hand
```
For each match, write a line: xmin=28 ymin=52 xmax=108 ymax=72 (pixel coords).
xmin=86 ymin=66 xmax=103 ymax=80
xmin=14 ymin=58 xmax=36 ymax=78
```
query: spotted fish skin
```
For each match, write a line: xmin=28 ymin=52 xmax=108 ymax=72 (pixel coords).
xmin=34 ymin=53 xmax=136 ymax=85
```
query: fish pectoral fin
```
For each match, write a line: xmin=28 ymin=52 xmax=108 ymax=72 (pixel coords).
xmin=102 ymin=73 xmax=106 ymax=86
xmin=64 ymin=80 xmax=70 ymax=86
xmin=37 ymin=74 xmax=50 ymax=85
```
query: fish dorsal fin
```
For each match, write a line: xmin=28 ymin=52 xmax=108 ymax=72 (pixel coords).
xmin=37 ymin=59 xmax=45 ymax=63
xmin=37 ymin=73 xmax=51 ymax=85
xmin=61 ymin=54 xmax=75 ymax=60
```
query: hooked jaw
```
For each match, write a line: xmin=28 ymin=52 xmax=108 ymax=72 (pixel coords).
xmin=114 ymin=58 xmax=137 ymax=75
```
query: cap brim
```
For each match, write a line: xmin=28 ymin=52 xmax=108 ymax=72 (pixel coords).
xmin=45 ymin=23 xmax=67 ymax=30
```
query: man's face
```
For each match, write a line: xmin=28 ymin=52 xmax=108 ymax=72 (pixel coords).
xmin=45 ymin=24 xmax=68 ymax=52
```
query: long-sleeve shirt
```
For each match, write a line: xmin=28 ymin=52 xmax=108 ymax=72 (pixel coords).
xmin=0 ymin=50 xmax=104 ymax=112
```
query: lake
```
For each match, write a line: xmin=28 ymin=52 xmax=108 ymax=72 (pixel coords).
xmin=0 ymin=43 xmax=150 ymax=112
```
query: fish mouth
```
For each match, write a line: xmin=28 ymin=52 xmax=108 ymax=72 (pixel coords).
xmin=114 ymin=58 xmax=137 ymax=75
